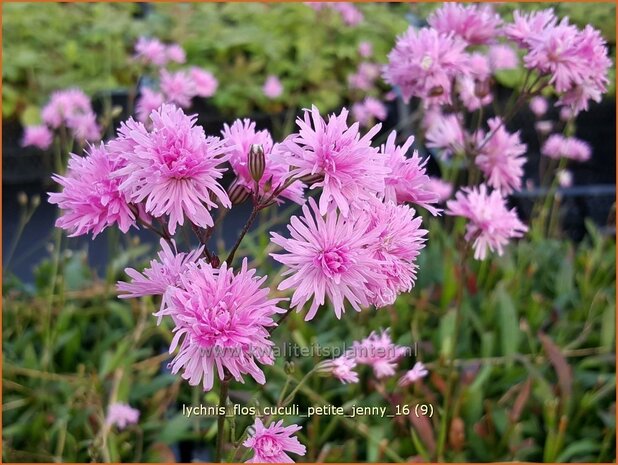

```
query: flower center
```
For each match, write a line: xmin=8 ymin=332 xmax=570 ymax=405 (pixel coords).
xmin=421 ymin=55 xmax=433 ymax=70
xmin=314 ymin=246 xmax=350 ymax=278
xmin=256 ymin=437 xmax=282 ymax=458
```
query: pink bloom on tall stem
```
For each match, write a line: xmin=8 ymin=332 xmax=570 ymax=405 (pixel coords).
xmin=166 ymin=43 xmax=186 ymax=64
xmin=428 ymin=3 xmax=502 ymax=45
xmin=106 ymin=403 xmax=140 ymax=430
xmin=424 ymin=110 xmax=466 ymax=158
xmin=361 ymin=199 xmax=427 ymax=307
xmin=446 ymin=184 xmax=528 ymax=260
xmin=488 ymin=44 xmax=518 ymax=70
xmin=384 ymin=27 xmax=469 ymax=105
xmin=320 ymin=356 xmax=359 ymax=384
xmin=41 ymin=89 xmax=93 ymax=128
xmin=475 ymin=117 xmax=527 ymax=194
xmin=351 ymin=329 xmax=408 ymax=378
xmin=263 ymin=75 xmax=283 ymax=99
xmin=117 ymin=238 xmax=203 ymax=300
xmin=348 ymin=62 xmax=380 ymax=91
xmin=541 ymin=134 xmax=591 ymax=162
xmin=358 ymin=41 xmax=373 ymax=58
xmin=332 ymin=2 xmax=363 ymax=26
xmin=380 ymin=131 xmax=440 ymax=215
xmin=134 ymin=37 xmax=169 ymax=67
xmin=48 ymin=144 xmax=135 ymax=237
xmin=398 ymin=361 xmax=429 ymax=386
xmin=280 ymin=106 xmax=388 ymax=216
xmin=110 ymin=104 xmax=230 ymax=235
xmin=426 ymin=177 xmax=453 ymax=203
xmin=136 ymin=88 xmax=165 ymax=123
xmin=221 ymin=119 xmax=304 ymax=204
xmin=270 ymin=198 xmax=383 ymax=321
xmin=155 ymin=259 xmax=286 ymax=391
xmin=21 ymin=125 xmax=53 ymax=150
xmin=529 ymin=96 xmax=548 ymax=117
xmin=190 ymin=67 xmax=218 ymax=98
xmin=160 ymin=70 xmax=195 ymax=108
xmin=66 ymin=111 xmax=101 ymax=142
xmin=504 ymin=9 xmax=558 ymax=47
xmin=243 ymin=419 xmax=307 ymax=463
xmin=352 ymin=97 xmax=387 ymax=127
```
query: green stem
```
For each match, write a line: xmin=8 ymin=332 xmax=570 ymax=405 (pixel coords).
xmin=215 ymin=377 xmax=231 ymax=462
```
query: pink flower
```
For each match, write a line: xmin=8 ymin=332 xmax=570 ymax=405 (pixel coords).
xmin=66 ymin=111 xmax=101 ymax=142
xmin=348 ymin=62 xmax=380 ymax=91
xmin=155 ymin=259 xmax=286 ymax=391
xmin=361 ymin=199 xmax=427 ymax=307
xmin=280 ymin=106 xmax=388 ymax=217
xmin=190 ymin=67 xmax=218 ymax=98
xmin=557 ymin=169 xmax=573 ymax=188
xmin=320 ymin=356 xmax=359 ymax=384
xmin=221 ymin=119 xmax=305 ymax=204
xmin=106 ymin=403 xmax=140 ymax=429
xmin=332 ymin=2 xmax=363 ymax=26
xmin=117 ymin=239 xmax=203 ymax=300
xmin=160 ymin=70 xmax=195 ymax=108
xmin=166 ymin=43 xmax=186 ymax=64
xmin=446 ymin=184 xmax=528 ymax=260
xmin=110 ymin=104 xmax=230 ymax=235
xmin=535 ymin=121 xmax=553 ymax=135
xmin=21 ymin=125 xmax=53 ymax=150
xmin=560 ymin=107 xmax=575 ymax=121
xmin=270 ymin=198 xmax=383 ymax=321
xmin=41 ymin=89 xmax=93 ymax=129
xmin=134 ymin=37 xmax=168 ymax=67
xmin=358 ymin=41 xmax=373 ymax=58
xmin=424 ymin=111 xmax=466 ymax=158
xmin=351 ymin=97 xmax=387 ymax=127
xmin=263 ymin=75 xmax=283 ymax=99
xmin=243 ymin=419 xmax=306 ymax=463
xmin=504 ymin=9 xmax=558 ymax=47
xmin=48 ymin=144 xmax=135 ymax=237
xmin=384 ymin=27 xmax=469 ymax=105
xmin=457 ymin=52 xmax=492 ymax=111
xmin=380 ymin=131 xmax=440 ymax=215
xmin=351 ymin=329 xmax=407 ymax=378
xmin=136 ymin=88 xmax=165 ymax=123
xmin=541 ymin=134 xmax=591 ymax=162
xmin=529 ymin=96 xmax=548 ymax=117
xmin=428 ymin=3 xmax=502 ymax=45
xmin=427 ymin=177 xmax=453 ymax=203
xmin=488 ymin=44 xmax=518 ymax=70
xmin=398 ymin=361 xmax=428 ymax=386
xmin=475 ymin=117 xmax=527 ymax=194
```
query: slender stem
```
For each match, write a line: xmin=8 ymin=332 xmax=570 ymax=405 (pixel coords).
xmin=225 ymin=206 xmax=260 ymax=266
xmin=215 ymin=377 xmax=231 ymax=462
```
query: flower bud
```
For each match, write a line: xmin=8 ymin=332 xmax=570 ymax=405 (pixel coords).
xmin=248 ymin=144 xmax=265 ymax=182
xmin=227 ymin=179 xmax=250 ymax=205
xmin=299 ymin=173 xmax=323 ymax=185
xmin=17 ymin=191 xmax=28 ymax=207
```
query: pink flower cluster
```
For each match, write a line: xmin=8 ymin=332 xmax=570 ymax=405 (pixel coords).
xmin=22 ymin=89 xmax=100 ymax=150
xmin=134 ymin=37 xmax=186 ymax=67
xmin=106 ymin=403 xmax=140 ymax=430
xmin=542 ymin=134 xmax=592 ymax=162
xmin=351 ymin=96 xmax=387 ymax=127
xmin=306 ymin=2 xmax=363 ymax=26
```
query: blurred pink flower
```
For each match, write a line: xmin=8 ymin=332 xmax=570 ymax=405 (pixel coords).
xmin=117 ymin=238 xmax=203 ymax=300
xmin=110 ymin=104 xmax=230 ymax=234
xmin=505 ymin=9 xmax=557 ymax=46
xmin=244 ymin=419 xmax=306 ymax=463
xmin=21 ymin=125 xmax=53 ymax=150
xmin=263 ymin=75 xmax=283 ymax=99
xmin=557 ymin=169 xmax=573 ymax=188
xmin=106 ymin=403 xmax=140 ymax=430
xmin=560 ymin=107 xmax=575 ymax=121
xmin=380 ymin=131 xmax=440 ymax=215
xmin=351 ymin=97 xmax=387 ymax=127
xmin=348 ymin=62 xmax=380 ymax=91
xmin=270 ymin=198 xmax=383 ymax=321
xmin=398 ymin=361 xmax=429 ymax=386
xmin=221 ymin=119 xmax=304 ymax=204
xmin=428 ymin=3 xmax=502 ymax=45
xmin=358 ymin=41 xmax=373 ymax=58
xmin=332 ymin=2 xmax=363 ymax=26
xmin=529 ymin=96 xmax=548 ymax=117
xmin=280 ymin=106 xmax=388 ymax=217
xmin=384 ymin=27 xmax=469 ymax=105
xmin=535 ymin=121 xmax=553 ymax=135
xmin=361 ymin=199 xmax=427 ymax=307
xmin=542 ymin=134 xmax=591 ymax=162
xmin=41 ymin=88 xmax=93 ymax=129
xmin=136 ymin=88 xmax=165 ymax=123
xmin=424 ymin=111 xmax=466 ymax=158
xmin=446 ymin=184 xmax=528 ymax=260
xmin=475 ymin=117 xmax=526 ymax=194
xmin=488 ymin=44 xmax=518 ymax=70
xmin=48 ymin=144 xmax=135 ymax=237
xmin=155 ymin=258 xmax=286 ymax=391
xmin=351 ymin=329 xmax=408 ymax=379
xmin=66 ymin=111 xmax=101 ymax=142
xmin=190 ymin=67 xmax=218 ymax=98
xmin=427 ymin=177 xmax=453 ymax=203
xmin=160 ymin=70 xmax=195 ymax=108
xmin=321 ymin=356 xmax=359 ymax=384
xmin=134 ymin=37 xmax=168 ymax=67
xmin=166 ymin=43 xmax=186 ymax=64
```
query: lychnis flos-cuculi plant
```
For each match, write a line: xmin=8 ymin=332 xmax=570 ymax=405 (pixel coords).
xmin=43 ymin=4 xmax=610 ymax=462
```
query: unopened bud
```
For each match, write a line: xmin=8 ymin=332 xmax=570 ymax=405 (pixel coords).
xmin=227 ymin=179 xmax=250 ymax=205
xmin=17 ymin=192 xmax=28 ymax=206
xmin=474 ymin=79 xmax=491 ymax=99
xmin=31 ymin=195 xmax=41 ymax=208
xmin=299 ymin=173 xmax=323 ymax=185
xmin=284 ymin=361 xmax=295 ymax=375
xmin=248 ymin=144 xmax=265 ymax=182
